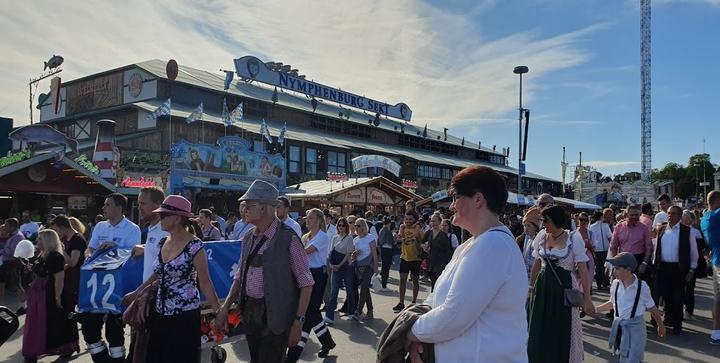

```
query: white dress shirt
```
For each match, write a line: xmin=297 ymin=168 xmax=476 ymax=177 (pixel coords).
xmin=610 ymin=276 xmax=655 ymax=320
xmin=231 ymin=219 xmax=254 ymax=241
xmin=659 ymin=223 xmax=699 ymax=269
xmin=588 ymin=221 xmax=612 ymax=252
xmin=283 ymin=217 xmax=303 ymax=238
xmin=88 ymin=217 xmax=141 ymax=250
xmin=142 ymin=222 xmax=170 ymax=282
xmin=306 ymin=230 xmax=329 ymax=268
xmin=652 ymin=211 xmax=668 ymax=230
xmin=411 ymin=226 xmax=528 ymax=362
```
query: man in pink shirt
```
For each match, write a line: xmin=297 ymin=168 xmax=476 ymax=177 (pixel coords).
xmin=640 ymin=203 xmax=654 ymax=232
xmin=609 ymin=205 xmax=654 ymax=280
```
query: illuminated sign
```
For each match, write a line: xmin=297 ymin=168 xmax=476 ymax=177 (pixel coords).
xmin=121 ymin=176 xmax=158 ymax=188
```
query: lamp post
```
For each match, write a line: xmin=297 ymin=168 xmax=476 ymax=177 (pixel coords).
xmin=513 ymin=65 xmax=529 ymax=194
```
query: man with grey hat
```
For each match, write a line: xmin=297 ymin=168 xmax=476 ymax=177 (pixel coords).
xmin=595 ymin=252 xmax=665 ymax=362
xmin=215 ymin=180 xmax=314 ymax=362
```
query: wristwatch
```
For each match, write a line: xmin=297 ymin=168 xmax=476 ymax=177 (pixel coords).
xmin=295 ymin=315 xmax=306 ymax=323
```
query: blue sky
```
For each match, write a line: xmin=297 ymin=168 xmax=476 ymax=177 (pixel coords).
xmin=0 ymin=0 xmax=718 ymax=181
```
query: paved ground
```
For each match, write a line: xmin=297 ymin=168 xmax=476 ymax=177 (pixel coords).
xmin=1 ymin=275 xmax=719 ymax=362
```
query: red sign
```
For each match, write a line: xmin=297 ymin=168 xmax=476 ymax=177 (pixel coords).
xmin=402 ymin=179 xmax=417 ymax=189
xmin=326 ymin=172 xmax=348 ymax=182
xmin=121 ymin=176 xmax=157 ymax=188
xmin=166 ymin=59 xmax=178 ymax=81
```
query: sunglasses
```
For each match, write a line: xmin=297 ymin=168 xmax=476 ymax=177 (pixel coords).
xmin=354 ymin=224 xmax=363 ymax=227
xmin=159 ymin=212 xmax=174 ymax=219
xmin=579 ymin=218 xmax=588 ymax=222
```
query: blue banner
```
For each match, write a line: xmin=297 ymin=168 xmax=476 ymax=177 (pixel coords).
xmin=203 ymin=240 xmax=242 ymax=299
xmin=78 ymin=249 xmax=138 ymax=314
xmin=78 ymin=241 xmax=242 ymax=314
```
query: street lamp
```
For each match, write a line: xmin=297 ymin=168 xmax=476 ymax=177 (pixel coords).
xmin=513 ymin=65 xmax=529 ymax=194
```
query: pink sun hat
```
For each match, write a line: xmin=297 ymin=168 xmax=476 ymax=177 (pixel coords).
xmin=152 ymin=195 xmax=195 ymax=217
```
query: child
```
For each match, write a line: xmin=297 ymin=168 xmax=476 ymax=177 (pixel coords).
xmin=595 ymin=252 xmax=665 ymax=362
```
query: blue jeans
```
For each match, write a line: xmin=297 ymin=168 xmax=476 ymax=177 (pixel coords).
xmin=325 ymin=264 xmax=356 ymax=321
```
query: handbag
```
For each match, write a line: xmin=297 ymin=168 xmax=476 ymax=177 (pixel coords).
xmin=122 ymin=280 xmax=159 ymax=328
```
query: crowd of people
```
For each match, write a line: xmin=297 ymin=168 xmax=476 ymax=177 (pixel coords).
xmin=0 ymin=165 xmax=719 ymax=362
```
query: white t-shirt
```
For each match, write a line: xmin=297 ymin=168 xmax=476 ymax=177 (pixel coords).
xmin=412 ymin=226 xmax=528 ymax=362
xmin=142 ymin=222 xmax=170 ymax=282
xmin=652 ymin=211 xmax=668 ymax=230
xmin=88 ymin=217 xmax=141 ymax=250
xmin=354 ymin=233 xmax=376 ymax=262
xmin=20 ymin=222 xmax=40 ymax=239
xmin=326 ymin=224 xmax=337 ymax=249
xmin=283 ymin=217 xmax=303 ymax=238
xmin=610 ymin=276 xmax=655 ymax=320
xmin=215 ymin=215 xmax=227 ymax=234
xmin=306 ymin=230 xmax=329 ymax=268
xmin=449 ymin=233 xmax=459 ymax=249
xmin=588 ymin=222 xmax=612 ymax=252
xmin=232 ymin=219 xmax=254 ymax=241
xmin=531 ymin=229 xmax=589 ymax=262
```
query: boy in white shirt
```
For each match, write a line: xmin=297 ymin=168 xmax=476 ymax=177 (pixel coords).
xmin=595 ymin=252 xmax=665 ymax=362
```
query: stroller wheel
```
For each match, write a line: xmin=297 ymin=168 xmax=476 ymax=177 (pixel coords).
xmin=211 ymin=345 xmax=227 ymax=363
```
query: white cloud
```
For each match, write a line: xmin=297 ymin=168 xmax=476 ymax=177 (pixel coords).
xmin=0 ymin=0 xmax=601 ymax=129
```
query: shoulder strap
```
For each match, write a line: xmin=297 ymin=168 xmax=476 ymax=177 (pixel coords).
xmin=630 ymin=280 xmax=642 ymax=318
xmin=614 ymin=283 xmax=620 ymax=317
xmin=543 ymin=255 xmax=566 ymax=289
xmin=239 ymin=234 xmax=268 ymax=304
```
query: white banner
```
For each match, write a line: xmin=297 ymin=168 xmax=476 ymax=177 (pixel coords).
xmin=351 ymin=155 xmax=401 ymax=177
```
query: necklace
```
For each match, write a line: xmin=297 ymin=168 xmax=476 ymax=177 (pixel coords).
xmin=551 ymin=230 xmax=565 ymax=239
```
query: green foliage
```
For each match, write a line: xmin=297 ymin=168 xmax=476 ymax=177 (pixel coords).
xmin=651 ymin=154 xmax=716 ymax=199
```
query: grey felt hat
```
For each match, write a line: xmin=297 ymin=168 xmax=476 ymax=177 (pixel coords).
xmin=607 ymin=252 xmax=638 ymax=271
xmin=238 ymin=180 xmax=280 ymax=205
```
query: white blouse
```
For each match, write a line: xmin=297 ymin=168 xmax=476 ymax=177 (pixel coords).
xmin=411 ymin=226 xmax=529 ymax=362
xmin=531 ymin=229 xmax=589 ymax=263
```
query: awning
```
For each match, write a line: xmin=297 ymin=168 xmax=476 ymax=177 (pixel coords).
xmin=0 ymin=150 xmax=118 ymax=194
xmin=284 ymin=176 xmax=421 ymax=205
xmin=507 ymin=192 xmax=536 ymax=206
xmin=553 ymin=196 xmax=602 ymax=210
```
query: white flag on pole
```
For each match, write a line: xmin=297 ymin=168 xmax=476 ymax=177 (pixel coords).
xmin=186 ymin=103 xmax=204 ymax=124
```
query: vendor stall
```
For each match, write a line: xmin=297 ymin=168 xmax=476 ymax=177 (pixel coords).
xmin=284 ymin=176 xmax=420 ymax=216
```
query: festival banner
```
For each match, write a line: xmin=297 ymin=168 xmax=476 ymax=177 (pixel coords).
xmin=78 ymin=242 xmax=243 ymax=314
xmin=351 ymin=155 xmax=401 ymax=177
xmin=170 ymin=136 xmax=286 ymax=191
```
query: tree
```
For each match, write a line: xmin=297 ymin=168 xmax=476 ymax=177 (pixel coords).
xmin=651 ymin=154 xmax=718 ymax=199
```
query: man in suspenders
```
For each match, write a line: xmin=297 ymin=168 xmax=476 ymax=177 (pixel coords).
xmin=595 ymin=252 xmax=665 ymax=362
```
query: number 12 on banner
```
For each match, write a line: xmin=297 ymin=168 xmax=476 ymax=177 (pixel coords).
xmin=86 ymin=272 xmax=117 ymax=311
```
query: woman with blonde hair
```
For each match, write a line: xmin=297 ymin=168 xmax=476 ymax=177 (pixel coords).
xmin=351 ymin=218 xmax=379 ymax=321
xmin=67 ymin=217 xmax=86 ymax=237
xmin=287 ymin=208 xmax=336 ymax=360
xmin=23 ymin=229 xmax=80 ymax=361
xmin=50 ymin=215 xmax=87 ymax=310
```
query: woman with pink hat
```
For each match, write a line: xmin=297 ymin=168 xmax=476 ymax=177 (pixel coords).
xmin=122 ymin=195 xmax=220 ymax=362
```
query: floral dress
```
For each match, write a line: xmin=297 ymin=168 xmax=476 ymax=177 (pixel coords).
xmin=148 ymin=237 xmax=205 ymax=362
xmin=155 ymin=237 xmax=204 ymax=315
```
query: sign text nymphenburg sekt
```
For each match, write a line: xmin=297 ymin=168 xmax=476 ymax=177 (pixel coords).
xmin=234 ymin=56 xmax=412 ymax=121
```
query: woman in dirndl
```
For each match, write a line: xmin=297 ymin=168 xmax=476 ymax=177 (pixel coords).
xmin=22 ymin=229 xmax=80 ymax=362
xmin=527 ymin=206 xmax=594 ymax=362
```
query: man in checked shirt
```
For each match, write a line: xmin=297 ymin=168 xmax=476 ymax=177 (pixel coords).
xmin=215 ymin=180 xmax=314 ymax=363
